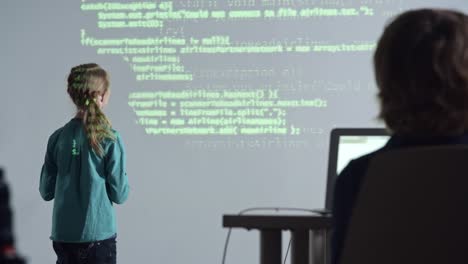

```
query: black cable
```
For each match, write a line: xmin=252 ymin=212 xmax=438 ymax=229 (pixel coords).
xmin=221 ymin=228 xmax=232 ymax=264
xmin=221 ymin=207 xmax=317 ymax=264
xmin=283 ymin=238 xmax=292 ymax=264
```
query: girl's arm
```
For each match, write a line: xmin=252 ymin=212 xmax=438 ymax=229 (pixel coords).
xmin=39 ymin=132 xmax=60 ymax=201
xmin=105 ymin=132 xmax=130 ymax=204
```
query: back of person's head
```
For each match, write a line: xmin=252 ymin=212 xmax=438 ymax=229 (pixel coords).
xmin=375 ymin=9 xmax=468 ymax=136
xmin=67 ymin=63 xmax=115 ymax=156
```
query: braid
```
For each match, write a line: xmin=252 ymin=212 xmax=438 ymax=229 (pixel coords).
xmin=67 ymin=63 xmax=115 ymax=157
xmin=84 ymin=96 xmax=115 ymax=156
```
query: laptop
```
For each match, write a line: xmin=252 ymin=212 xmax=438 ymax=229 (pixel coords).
xmin=315 ymin=128 xmax=391 ymax=215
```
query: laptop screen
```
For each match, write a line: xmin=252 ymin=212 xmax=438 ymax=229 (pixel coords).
xmin=336 ymin=135 xmax=390 ymax=175
xmin=325 ymin=128 xmax=390 ymax=211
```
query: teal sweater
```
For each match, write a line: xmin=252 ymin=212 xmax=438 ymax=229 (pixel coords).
xmin=40 ymin=118 xmax=129 ymax=242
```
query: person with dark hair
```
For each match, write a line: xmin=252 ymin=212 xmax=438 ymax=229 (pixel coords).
xmin=0 ymin=168 xmax=26 ymax=264
xmin=331 ymin=9 xmax=468 ymax=264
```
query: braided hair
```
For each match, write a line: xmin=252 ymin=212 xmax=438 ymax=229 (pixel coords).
xmin=67 ymin=63 xmax=115 ymax=157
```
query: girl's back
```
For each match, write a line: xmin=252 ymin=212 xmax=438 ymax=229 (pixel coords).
xmin=41 ymin=118 xmax=128 ymax=242
xmin=40 ymin=63 xmax=129 ymax=264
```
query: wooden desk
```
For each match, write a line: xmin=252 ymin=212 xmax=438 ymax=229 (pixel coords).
xmin=223 ymin=215 xmax=332 ymax=264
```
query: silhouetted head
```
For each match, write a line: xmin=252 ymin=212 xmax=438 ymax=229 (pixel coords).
xmin=375 ymin=9 xmax=468 ymax=136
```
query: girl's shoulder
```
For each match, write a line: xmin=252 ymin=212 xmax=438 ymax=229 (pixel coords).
xmin=101 ymin=129 xmax=126 ymax=158
xmin=46 ymin=118 xmax=84 ymax=147
xmin=46 ymin=126 xmax=65 ymax=146
xmin=102 ymin=128 xmax=124 ymax=147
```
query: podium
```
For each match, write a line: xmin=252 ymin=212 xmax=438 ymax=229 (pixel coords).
xmin=223 ymin=215 xmax=332 ymax=264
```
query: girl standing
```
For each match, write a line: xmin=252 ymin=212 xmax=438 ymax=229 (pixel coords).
xmin=40 ymin=63 xmax=129 ymax=264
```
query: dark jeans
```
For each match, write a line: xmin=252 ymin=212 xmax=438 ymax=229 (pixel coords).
xmin=52 ymin=235 xmax=116 ymax=264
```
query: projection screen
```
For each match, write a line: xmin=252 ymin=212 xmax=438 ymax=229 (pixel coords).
xmin=1 ymin=0 xmax=467 ymax=263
